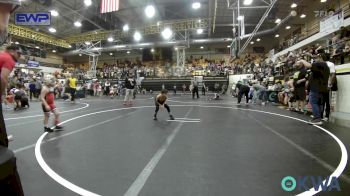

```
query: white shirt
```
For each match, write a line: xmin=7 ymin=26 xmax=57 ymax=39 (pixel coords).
xmin=326 ymin=61 xmax=336 ymax=74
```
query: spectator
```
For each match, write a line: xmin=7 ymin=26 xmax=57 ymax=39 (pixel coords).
xmin=105 ymin=80 xmax=111 ymax=96
xmin=322 ymin=54 xmax=337 ymax=121
xmin=191 ymin=78 xmax=199 ymax=99
xmin=29 ymin=79 xmax=36 ymax=101
xmin=123 ymin=75 xmax=136 ymax=105
xmin=182 ymin=84 xmax=186 ymax=94
xmin=292 ymin=62 xmax=308 ymax=112
xmin=298 ymin=55 xmax=330 ymax=125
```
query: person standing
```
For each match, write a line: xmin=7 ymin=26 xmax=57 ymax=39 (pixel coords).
xmin=182 ymin=84 xmax=186 ymax=94
xmin=322 ymin=57 xmax=337 ymax=121
xmin=123 ymin=75 xmax=136 ymax=105
xmin=173 ymin=84 xmax=176 ymax=95
xmin=93 ymin=81 xmax=98 ymax=96
xmin=105 ymin=80 xmax=111 ymax=96
xmin=40 ymin=75 xmax=63 ymax=132
xmin=214 ymin=82 xmax=219 ymax=94
xmin=67 ymin=74 xmax=77 ymax=102
xmin=298 ymin=55 xmax=330 ymax=125
xmin=202 ymin=82 xmax=206 ymax=95
xmin=292 ymin=62 xmax=308 ymax=112
xmin=1 ymin=45 xmax=22 ymax=144
xmin=35 ymin=78 xmax=42 ymax=99
xmin=29 ymin=79 xmax=36 ymax=101
xmin=0 ymin=44 xmax=24 ymax=196
xmin=192 ymin=78 xmax=199 ymax=99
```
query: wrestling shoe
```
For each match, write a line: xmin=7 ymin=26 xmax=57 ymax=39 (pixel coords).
xmin=55 ymin=125 xmax=63 ymax=130
xmin=44 ymin=127 xmax=54 ymax=132
xmin=169 ymin=115 xmax=175 ymax=120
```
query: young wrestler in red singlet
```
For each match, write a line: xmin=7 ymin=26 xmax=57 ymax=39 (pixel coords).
xmin=40 ymin=75 xmax=63 ymax=132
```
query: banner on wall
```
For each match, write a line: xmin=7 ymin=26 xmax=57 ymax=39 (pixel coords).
xmin=26 ymin=60 xmax=40 ymax=67
xmin=320 ymin=10 xmax=344 ymax=33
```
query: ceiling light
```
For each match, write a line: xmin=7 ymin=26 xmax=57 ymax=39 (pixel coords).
xmin=15 ymin=42 xmax=19 ymax=44
xmin=162 ymin=28 xmax=173 ymax=40
xmin=145 ymin=5 xmax=155 ymax=18
xmin=123 ymin=24 xmax=129 ymax=31
xmin=200 ymin=46 xmax=204 ymax=49
xmin=175 ymin=47 xmax=178 ymax=50
xmin=321 ymin=0 xmax=327 ymax=2
xmin=291 ymin=3 xmax=297 ymax=8
xmin=84 ymin=0 xmax=92 ymax=6
xmin=192 ymin=2 xmax=201 ymax=9
xmin=151 ymin=48 xmax=155 ymax=53
xmin=48 ymin=27 xmax=56 ymax=33
xmin=68 ymin=45 xmax=72 ymax=48
xmin=275 ymin=18 xmax=281 ymax=24
xmin=300 ymin=14 xmax=306 ymax=18
xmin=197 ymin=29 xmax=203 ymax=34
xmin=79 ymin=54 xmax=82 ymax=56
xmin=50 ymin=10 xmax=59 ymax=17
xmin=140 ymin=48 xmax=143 ymax=50
xmin=35 ymin=46 xmax=40 ymax=49
xmin=257 ymin=38 xmax=261 ymax=42
xmin=109 ymin=53 xmax=113 ymax=56
xmin=74 ymin=21 xmax=82 ymax=27
xmin=198 ymin=19 xmax=201 ymax=23
xmin=286 ymin=26 xmax=291 ymax=29
xmin=85 ymin=41 xmax=91 ymax=45
xmin=250 ymin=41 xmax=254 ymax=44
xmin=127 ymin=51 xmax=130 ymax=54
xmin=275 ymin=34 xmax=280 ymax=38
xmin=243 ymin=0 xmax=253 ymax=5
xmin=134 ymin=31 xmax=142 ymax=41
xmin=157 ymin=21 xmax=161 ymax=26
xmin=52 ymin=50 xmax=56 ymax=53
xmin=237 ymin=16 xmax=244 ymax=20
xmin=107 ymin=37 xmax=114 ymax=42
xmin=227 ymin=45 xmax=231 ymax=48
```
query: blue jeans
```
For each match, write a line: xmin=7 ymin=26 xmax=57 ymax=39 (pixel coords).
xmin=309 ymin=91 xmax=323 ymax=119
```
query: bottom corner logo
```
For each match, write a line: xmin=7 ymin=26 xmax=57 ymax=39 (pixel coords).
xmin=281 ymin=176 xmax=341 ymax=192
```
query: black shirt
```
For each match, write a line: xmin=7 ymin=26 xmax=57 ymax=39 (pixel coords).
xmin=293 ymin=68 xmax=308 ymax=88
xmin=309 ymin=62 xmax=330 ymax=93
xmin=236 ymin=83 xmax=250 ymax=92
xmin=125 ymin=78 xmax=136 ymax=89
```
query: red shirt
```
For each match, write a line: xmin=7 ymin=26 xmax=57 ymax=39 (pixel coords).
xmin=0 ymin=52 xmax=16 ymax=73
xmin=0 ymin=52 xmax=16 ymax=98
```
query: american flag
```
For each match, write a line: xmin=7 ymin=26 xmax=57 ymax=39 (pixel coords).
xmin=100 ymin=0 xmax=120 ymax=13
